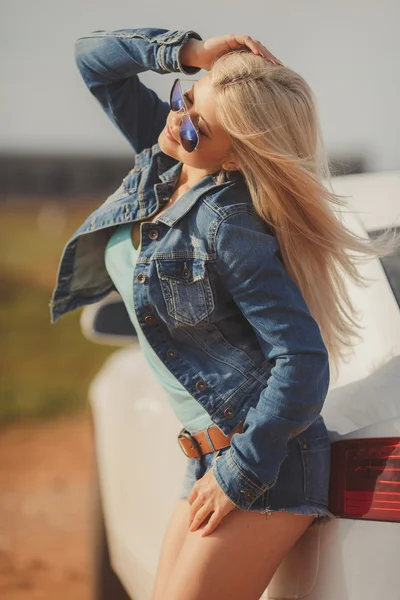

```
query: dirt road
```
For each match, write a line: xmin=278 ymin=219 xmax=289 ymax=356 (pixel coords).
xmin=0 ymin=412 xmax=93 ymax=600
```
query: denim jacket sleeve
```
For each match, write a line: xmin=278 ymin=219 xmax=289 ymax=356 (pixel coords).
xmin=74 ymin=27 xmax=203 ymax=154
xmin=212 ymin=210 xmax=330 ymax=511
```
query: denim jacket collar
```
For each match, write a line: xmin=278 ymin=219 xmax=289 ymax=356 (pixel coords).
xmin=154 ymin=147 xmax=243 ymax=228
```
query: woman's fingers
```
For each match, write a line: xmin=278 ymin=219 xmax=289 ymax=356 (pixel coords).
xmin=254 ymin=41 xmax=281 ymax=64
xmin=188 ymin=493 xmax=203 ymax=525
xmin=200 ymin=510 xmax=221 ymax=537
xmin=201 ymin=34 xmax=284 ymax=70
xmin=189 ymin=503 xmax=210 ymax=532
xmin=232 ymin=35 xmax=283 ymax=65
xmin=240 ymin=34 xmax=261 ymax=56
xmin=229 ymin=34 xmax=261 ymax=56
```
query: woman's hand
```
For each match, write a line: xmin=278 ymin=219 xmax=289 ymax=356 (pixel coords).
xmin=187 ymin=465 xmax=238 ymax=537
xmin=180 ymin=34 xmax=283 ymax=72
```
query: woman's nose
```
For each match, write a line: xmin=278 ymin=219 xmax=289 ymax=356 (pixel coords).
xmin=170 ymin=110 xmax=185 ymax=128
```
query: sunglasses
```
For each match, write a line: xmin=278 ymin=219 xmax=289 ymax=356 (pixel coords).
xmin=169 ymin=78 xmax=201 ymax=153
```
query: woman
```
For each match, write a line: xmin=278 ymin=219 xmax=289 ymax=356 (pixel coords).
xmin=50 ymin=27 xmax=398 ymax=600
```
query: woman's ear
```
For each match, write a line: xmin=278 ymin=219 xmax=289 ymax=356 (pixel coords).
xmin=221 ymin=160 xmax=240 ymax=171
xmin=222 ymin=150 xmax=240 ymax=172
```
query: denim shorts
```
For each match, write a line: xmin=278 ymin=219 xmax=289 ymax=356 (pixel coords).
xmin=178 ymin=433 xmax=337 ymax=527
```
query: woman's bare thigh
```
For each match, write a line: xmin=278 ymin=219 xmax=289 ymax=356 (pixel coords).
xmin=150 ymin=499 xmax=191 ymax=600
xmin=162 ymin=504 xmax=315 ymax=600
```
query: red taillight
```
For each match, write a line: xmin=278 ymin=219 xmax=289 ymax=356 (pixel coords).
xmin=329 ymin=437 xmax=400 ymax=522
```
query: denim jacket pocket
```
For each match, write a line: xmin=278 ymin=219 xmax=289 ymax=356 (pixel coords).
xmin=155 ymin=258 xmax=214 ymax=325
xmin=297 ymin=435 xmax=331 ymax=505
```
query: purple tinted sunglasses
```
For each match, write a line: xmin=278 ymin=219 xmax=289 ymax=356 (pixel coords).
xmin=169 ymin=78 xmax=201 ymax=153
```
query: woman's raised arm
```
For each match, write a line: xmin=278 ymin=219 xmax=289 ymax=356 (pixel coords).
xmin=74 ymin=27 xmax=203 ymax=155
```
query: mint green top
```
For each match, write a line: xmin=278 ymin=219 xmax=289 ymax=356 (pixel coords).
xmin=104 ymin=223 xmax=214 ymax=435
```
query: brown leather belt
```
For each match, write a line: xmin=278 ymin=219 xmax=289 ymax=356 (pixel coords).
xmin=177 ymin=421 xmax=244 ymax=460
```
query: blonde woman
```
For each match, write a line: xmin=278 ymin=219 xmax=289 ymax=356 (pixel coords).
xmin=50 ymin=27 xmax=399 ymax=600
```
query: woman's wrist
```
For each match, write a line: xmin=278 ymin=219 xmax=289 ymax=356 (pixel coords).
xmin=179 ymin=38 xmax=206 ymax=71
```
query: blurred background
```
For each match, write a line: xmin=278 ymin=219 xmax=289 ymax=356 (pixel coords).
xmin=1 ymin=1 xmax=399 ymax=598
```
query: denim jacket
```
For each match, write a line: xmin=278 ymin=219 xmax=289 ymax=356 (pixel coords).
xmin=50 ymin=27 xmax=331 ymax=512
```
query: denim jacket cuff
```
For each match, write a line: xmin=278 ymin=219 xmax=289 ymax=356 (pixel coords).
xmin=212 ymin=447 xmax=269 ymax=511
xmin=155 ymin=29 xmax=203 ymax=75
xmin=174 ymin=30 xmax=203 ymax=75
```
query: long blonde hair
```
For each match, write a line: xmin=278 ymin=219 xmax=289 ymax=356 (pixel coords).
xmin=210 ymin=50 xmax=400 ymax=384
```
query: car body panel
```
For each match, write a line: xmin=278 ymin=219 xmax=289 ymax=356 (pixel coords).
xmin=89 ymin=344 xmax=189 ymax=598
xmin=268 ymin=517 xmax=400 ymax=600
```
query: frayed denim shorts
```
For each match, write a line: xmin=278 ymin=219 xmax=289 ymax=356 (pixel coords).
xmin=178 ymin=433 xmax=337 ymax=528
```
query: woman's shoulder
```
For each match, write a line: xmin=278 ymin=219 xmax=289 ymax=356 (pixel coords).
xmin=210 ymin=189 xmax=275 ymax=237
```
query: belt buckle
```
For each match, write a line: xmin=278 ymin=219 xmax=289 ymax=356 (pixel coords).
xmin=177 ymin=428 xmax=203 ymax=461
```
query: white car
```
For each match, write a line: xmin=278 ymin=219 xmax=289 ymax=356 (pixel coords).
xmin=81 ymin=170 xmax=400 ymax=600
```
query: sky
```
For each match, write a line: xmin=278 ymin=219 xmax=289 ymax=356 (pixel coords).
xmin=1 ymin=0 xmax=399 ymax=171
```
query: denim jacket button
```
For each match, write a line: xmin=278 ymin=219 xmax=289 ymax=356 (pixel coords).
xmin=182 ymin=265 xmax=191 ymax=279
xmin=144 ymin=315 xmax=157 ymax=326
xmin=224 ymin=407 xmax=235 ymax=418
xmin=137 ymin=273 xmax=146 ymax=284
xmin=166 ymin=348 xmax=178 ymax=359
xmin=196 ymin=380 xmax=207 ymax=392
xmin=148 ymin=229 xmax=159 ymax=240
xmin=241 ymin=490 xmax=254 ymax=500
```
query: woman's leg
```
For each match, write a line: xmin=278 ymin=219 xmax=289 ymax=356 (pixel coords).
xmin=150 ymin=499 xmax=191 ymax=600
xmin=162 ymin=506 xmax=315 ymax=600
xmin=151 ymin=445 xmax=214 ymax=599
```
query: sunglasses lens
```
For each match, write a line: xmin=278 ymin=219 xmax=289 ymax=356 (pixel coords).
xmin=179 ymin=114 xmax=198 ymax=153
xmin=171 ymin=80 xmax=184 ymax=111
xmin=170 ymin=80 xmax=198 ymax=153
